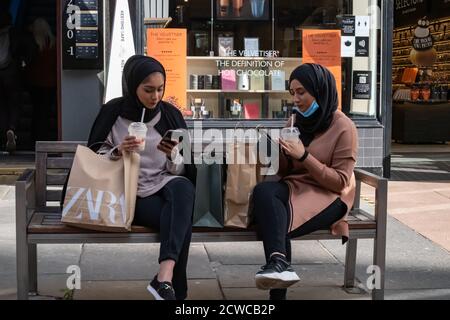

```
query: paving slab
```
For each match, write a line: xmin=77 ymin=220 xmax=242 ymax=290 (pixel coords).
xmin=2 ymin=187 xmax=14 ymax=201
xmin=0 ymin=274 xmax=16 ymax=299
xmin=0 ymin=186 xmax=10 ymax=200
xmin=0 ymin=223 xmax=15 ymax=241
xmin=387 ymin=191 xmax=450 ymax=213
xmin=74 ymin=280 xmax=152 ymax=300
xmin=385 ymin=289 xmax=450 ymax=300
xmin=80 ymin=243 xmax=215 ymax=281
xmin=392 ymin=209 xmax=450 ymax=252
xmin=38 ymin=274 xmax=71 ymax=299
xmin=38 ymin=244 xmax=83 ymax=275
xmin=204 ymin=241 xmax=338 ymax=266
xmin=216 ymin=264 xmax=345 ymax=289
xmin=0 ymin=240 xmax=16 ymax=275
xmin=80 ymin=244 xmax=162 ymax=281
xmin=222 ymin=286 xmax=369 ymax=300
xmin=187 ymin=279 xmax=223 ymax=300
xmin=320 ymin=217 xmax=450 ymax=291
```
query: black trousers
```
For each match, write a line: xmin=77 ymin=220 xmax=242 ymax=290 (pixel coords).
xmin=0 ymin=63 xmax=22 ymax=145
xmin=134 ymin=178 xmax=195 ymax=300
xmin=252 ymin=181 xmax=347 ymax=299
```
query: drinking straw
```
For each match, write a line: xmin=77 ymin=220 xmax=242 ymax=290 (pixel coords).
xmin=140 ymin=108 xmax=146 ymax=123
xmin=291 ymin=113 xmax=295 ymax=130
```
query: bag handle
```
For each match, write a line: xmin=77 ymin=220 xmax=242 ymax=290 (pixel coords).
xmin=88 ymin=141 xmax=121 ymax=159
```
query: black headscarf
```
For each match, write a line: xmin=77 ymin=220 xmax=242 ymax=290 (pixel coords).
xmin=120 ymin=55 xmax=166 ymax=123
xmin=289 ymin=63 xmax=339 ymax=147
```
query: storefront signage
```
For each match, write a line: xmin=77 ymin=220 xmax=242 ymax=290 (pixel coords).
xmin=341 ymin=16 xmax=356 ymax=36
xmin=302 ymin=30 xmax=342 ymax=108
xmin=62 ymin=0 xmax=103 ymax=70
xmin=104 ymin=0 xmax=135 ymax=103
xmin=147 ymin=29 xmax=187 ymax=112
xmin=396 ymin=0 xmax=450 ymax=26
xmin=353 ymin=71 xmax=372 ymax=100
xmin=341 ymin=16 xmax=371 ymax=57
xmin=394 ymin=0 xmax=427 ymax=27
xmin=356 ymin=37 xmax=370 ymax=57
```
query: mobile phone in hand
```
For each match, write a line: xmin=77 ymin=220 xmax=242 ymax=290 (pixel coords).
xmin=160 ymin=129 xmax=184 ymax=145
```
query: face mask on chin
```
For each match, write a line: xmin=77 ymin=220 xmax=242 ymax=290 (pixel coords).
xmin=295 ymin=100 xmax=320 ymax=118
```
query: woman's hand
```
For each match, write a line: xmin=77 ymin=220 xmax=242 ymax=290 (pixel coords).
xmin=279 ymin=138 xmax=306 ymax=160
xmin=157 ymin=140 xmax=179 ymax=159
xmin=119 ymin=136 xmax=142 ymax=154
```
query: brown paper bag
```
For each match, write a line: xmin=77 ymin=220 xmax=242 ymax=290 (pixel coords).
xmin=62 ymin=145 xmax=140 ymax=232
xmin=224 ymin=143 xmax=258 ymax=229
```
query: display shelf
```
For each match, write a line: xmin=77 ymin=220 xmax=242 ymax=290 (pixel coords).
xmin=187 ymin=89 xmax=289 ymax=93
xmin=393 ymin=50 xmax=450 ymax=59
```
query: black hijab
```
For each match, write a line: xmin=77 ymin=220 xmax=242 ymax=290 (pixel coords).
xmin=289 ymin=63 xmax=338 ymax=147
xmin=120 ymin=55 xmax=166 ymax=123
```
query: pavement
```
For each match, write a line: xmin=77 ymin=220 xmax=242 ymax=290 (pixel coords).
xmin=0 ymin=151 xmax=449 ymax=300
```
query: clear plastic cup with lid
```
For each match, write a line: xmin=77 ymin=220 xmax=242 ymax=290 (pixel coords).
xmin=280 ymin=127 xmax=300 ymax=143
xmin=128 ymin=122 xmax=148 ymax=152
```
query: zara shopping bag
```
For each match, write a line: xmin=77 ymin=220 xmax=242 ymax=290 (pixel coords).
xmin=62 ymin=145 xmax=140 ymax=232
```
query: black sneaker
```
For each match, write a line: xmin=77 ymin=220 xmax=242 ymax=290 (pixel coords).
xmin=147 ymin=275 xmax=176 ymax=300
xmin=6 ymin=130 xmax=16 ymax=153
xmin=255 ymin=254 xmax=300 ymax=290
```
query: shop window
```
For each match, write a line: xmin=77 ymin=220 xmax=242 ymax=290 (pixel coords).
xmin=158 ymin=0 xmax=381 ymax=121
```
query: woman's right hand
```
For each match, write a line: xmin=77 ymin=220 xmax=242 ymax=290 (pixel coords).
xmin=118 ymin=136 xmax=141 ymax=154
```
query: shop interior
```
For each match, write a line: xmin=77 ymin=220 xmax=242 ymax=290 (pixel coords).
xmin=392 ymin=14 xmax=450 ymax=145
xmin=1 ymin=0 xmax=57 ymax=152
xmin=165 ymin=0 xmax=365 ymax=122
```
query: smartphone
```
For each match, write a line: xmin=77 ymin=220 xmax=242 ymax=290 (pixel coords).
xmin=161 ymin=129 xmax=184 ymax=145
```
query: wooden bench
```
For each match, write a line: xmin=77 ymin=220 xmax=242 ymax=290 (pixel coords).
xmin=16 ymin=141 xmax=388 ymax=300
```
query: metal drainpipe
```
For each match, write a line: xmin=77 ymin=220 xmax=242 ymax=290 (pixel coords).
xmin=135 ymin=0 xmax=144 ymax=55
xmin=381 ymin=0 xmax=393 ymax=179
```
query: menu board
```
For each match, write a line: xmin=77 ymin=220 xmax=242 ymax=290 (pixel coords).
xmin=302 ymin=29 xmax=342 ymax=109
xmin=62 ymin=0 xmax=103 ymax=70
xmin=147 ymin=29 xmax=187 ymax=112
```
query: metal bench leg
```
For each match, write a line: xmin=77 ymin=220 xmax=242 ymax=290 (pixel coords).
xmin=372 ymin=232 xmax=386 ymax=300
xmin=372 ymin=180 xmax=387 ymax=300
xmin=16 ymin=236 xmax=30 ymax=300
xmin=28 ymin=244 xmax=38 ymax=295
xmin=343 ymin=239 xmax=359 ymax=293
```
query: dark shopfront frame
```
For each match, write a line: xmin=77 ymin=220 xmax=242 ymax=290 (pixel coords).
xmin=103 ymin=0 xmax=394 ymax=177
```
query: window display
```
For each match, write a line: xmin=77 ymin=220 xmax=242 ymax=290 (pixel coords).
xmin=163 ymin=0 xmax=379 ymax=121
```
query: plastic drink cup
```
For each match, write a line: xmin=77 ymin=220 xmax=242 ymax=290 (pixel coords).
xmin=281 ymin=127 xmax=300 ymax=143
xmin=128 ymin=122 xmax=148 ymax=152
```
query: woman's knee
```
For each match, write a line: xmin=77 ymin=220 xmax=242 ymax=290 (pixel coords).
xmin=167 ymin=178 xmax=195 ymax=199
xmin=165 ymin=178 xmax=195 ymax=214
xmin=253 ymin=181 xmax=280 ymax=204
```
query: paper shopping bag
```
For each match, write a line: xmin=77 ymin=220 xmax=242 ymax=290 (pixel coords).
xmin=61 ymin=145 xmax=140 ymax=232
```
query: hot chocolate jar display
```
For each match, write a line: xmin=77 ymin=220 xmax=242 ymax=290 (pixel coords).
xmin=410 ymin=18 xmax=437 ymax=67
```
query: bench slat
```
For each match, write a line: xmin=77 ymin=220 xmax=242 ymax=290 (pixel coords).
xmin=46 ymin=190 xmax=63 ymax=202
xmin=47 ymin=158 xmax=74 ymax=169
xmin=47 ymin=174 xmax=69 ymax=186
xmin=36 ymin=142 xmax=85 ymax=153
xmin=28 ymin=210 xmax=376 ymax=234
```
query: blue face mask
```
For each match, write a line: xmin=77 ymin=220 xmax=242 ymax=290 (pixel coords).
xmin=298 ymin=100 xmax=320 ymax=118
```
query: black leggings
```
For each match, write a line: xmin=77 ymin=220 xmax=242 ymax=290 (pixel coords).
xmin=134 ymin=178 xmax=195 ymax=300
xmin=252 ymin=181 xmax=347 ymax=299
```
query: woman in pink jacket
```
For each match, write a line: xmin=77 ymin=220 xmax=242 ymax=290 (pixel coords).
xmin=252 ymin=63 xmax=358 ymax=300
